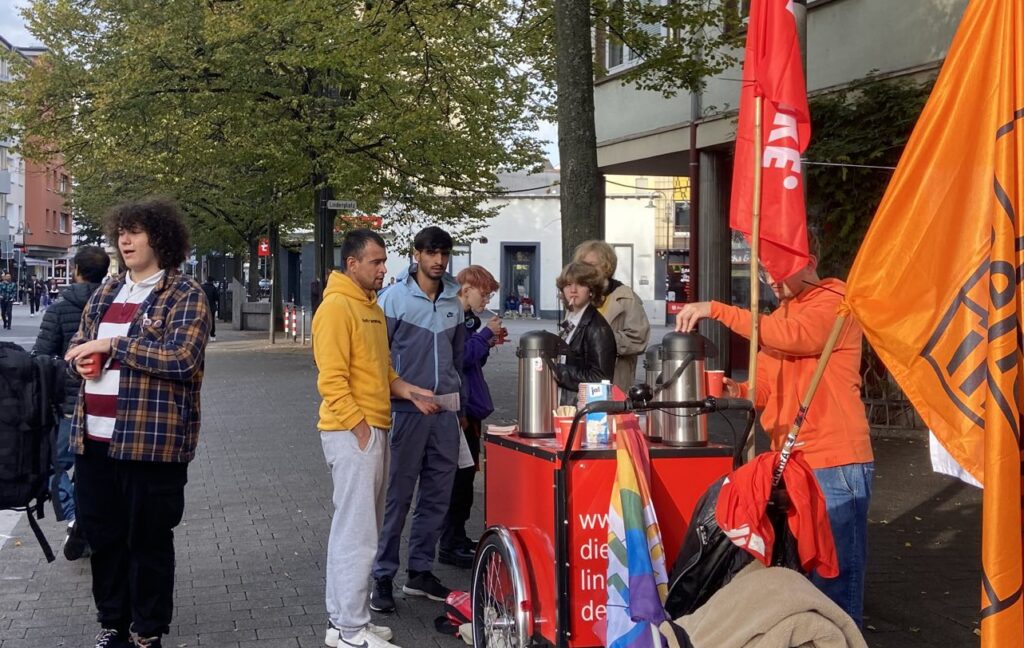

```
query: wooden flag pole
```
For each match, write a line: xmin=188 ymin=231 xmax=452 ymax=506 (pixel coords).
xmin=772 ymin=313 xmax=847 ymax=486
xmin=745 ymin=95 xmax=764 ymax=462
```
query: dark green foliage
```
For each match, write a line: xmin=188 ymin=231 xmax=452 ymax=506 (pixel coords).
xmin=806 ymin=74 xmax=934 ymax=277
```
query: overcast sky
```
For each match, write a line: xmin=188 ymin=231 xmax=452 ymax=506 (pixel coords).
xmin=0 ymin=2 xmax=559 ymax=166
xmin=0 ymin=2 xmax=41 ymax=48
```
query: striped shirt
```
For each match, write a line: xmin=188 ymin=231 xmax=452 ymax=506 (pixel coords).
xmin=83 ymin=270 xmax=164 ymax=442
xmin=69 ymin=270 xmax=210 ymax=463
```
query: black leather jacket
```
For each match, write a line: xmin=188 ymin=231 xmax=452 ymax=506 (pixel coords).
xmin=553 ymin=304 xmax=616 ymax=404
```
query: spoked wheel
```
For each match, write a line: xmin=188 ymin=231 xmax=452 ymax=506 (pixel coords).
xmin=472 ymin=527 xmax=534 ymax=648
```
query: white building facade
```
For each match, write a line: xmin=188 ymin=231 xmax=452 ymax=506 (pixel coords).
xmin=0 ymin=36 xmax=27 ymax=279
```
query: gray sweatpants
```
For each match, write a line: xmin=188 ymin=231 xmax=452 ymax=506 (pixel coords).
xmin=321 ymin=428 xmax=389 ymax=633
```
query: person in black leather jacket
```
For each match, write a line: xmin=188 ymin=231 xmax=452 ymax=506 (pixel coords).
xmin=553 ymin=262 xmax=616 ymax=405
xmin=32 ymin=245 xmax=110 ymax=560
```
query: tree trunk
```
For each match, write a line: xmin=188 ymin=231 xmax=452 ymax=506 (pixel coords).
xmin=555 ymin=0 xmax=603 ymax=266
xmin=247 ymin=236 xmax=261 ymax=302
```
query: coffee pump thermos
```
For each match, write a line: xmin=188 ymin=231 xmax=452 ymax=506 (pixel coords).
xmin=653 ymin=332 xmax=714 ymax=447
xmin=516 ymin=331 xmax=565 ymax=437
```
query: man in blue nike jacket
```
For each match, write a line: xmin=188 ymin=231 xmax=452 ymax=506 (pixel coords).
xmin=370 ymin=226 xmax=466 ymax=613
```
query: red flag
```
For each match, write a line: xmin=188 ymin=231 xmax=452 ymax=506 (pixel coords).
xmin=730 ymin=0 xmax=811 ymax=282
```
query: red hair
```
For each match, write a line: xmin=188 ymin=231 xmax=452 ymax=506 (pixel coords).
xmin=457 ymin=265 xmax=500 ymax=293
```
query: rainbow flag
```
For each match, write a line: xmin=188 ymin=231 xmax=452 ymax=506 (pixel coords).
xmin=605 ymin=418 xmax=669 ymax=647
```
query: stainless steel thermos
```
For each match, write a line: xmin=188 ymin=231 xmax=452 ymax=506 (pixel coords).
xmin=516 ymin=331 xmax=565 ymax=437
xmin=644 ymin=344 xmax=665 ymax=441
xmin=655 ymin=331 xmax=711 ymax=447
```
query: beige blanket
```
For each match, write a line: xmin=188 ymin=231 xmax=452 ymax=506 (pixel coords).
xmin=666 ymin=562 xmax=868 ymax=648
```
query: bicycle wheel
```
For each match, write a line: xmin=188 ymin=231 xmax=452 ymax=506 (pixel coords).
xmin=472 ymin=527 xmax=534 ymax=647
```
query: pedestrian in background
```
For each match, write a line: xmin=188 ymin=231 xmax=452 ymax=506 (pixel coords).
xmin=200 ymin=276 xmax=219 ymax=341
xmin=371 ymin=226 xmax=465 ymax=613
xmin=574 ymin=240 xmax=651 ymax=392
xmin=32 ymin=245 xmax=110 ymax=561
xmin=65 ymin=198 xmax=211 ymax=648
xmin=0 ymin=272 xmax=15 ymax=329
xmin=30 ymin=278 xmax=44 ymax=316
xmin=438 ymin=265 xmax=501 ymax=569
xmin=313 ymin=228 xmax=437 ymax=648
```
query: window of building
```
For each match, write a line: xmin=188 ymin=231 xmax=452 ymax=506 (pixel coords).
xmin=45 ymin=208 xmax=50 ymax=230
xmin=724 ymin=0 xmax=751 ymax=31
xmin=0 ymin=146 xmax=7 ymax=171
xmin=59 ymin=212 xmax=70 ymax=234
xmin=604 ymin=0 xmax=667 ymax=74
xmin=59 ymin=174 xmax=68 ymax=193
xmin=674 ymin=202 xmax=691 ymax=233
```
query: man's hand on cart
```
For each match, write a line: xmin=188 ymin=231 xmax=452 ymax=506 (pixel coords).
xmin=391 ymin=378 xmax=442 ymax=415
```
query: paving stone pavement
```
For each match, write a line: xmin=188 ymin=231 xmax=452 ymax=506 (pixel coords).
xmin=0 ymin=311 xmax=983 ymax=647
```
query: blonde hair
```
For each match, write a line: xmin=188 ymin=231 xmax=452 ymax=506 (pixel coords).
xmin=573 ymin=240 xmax=617 ymax=280
xmin=556 ymin=262 xmax=606 ymax=310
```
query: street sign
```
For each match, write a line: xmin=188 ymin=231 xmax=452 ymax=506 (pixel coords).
xmin=326 ymin=200 xmax=357 ymax=211
xmin=257 ymin=238 xmax=270 ymax=257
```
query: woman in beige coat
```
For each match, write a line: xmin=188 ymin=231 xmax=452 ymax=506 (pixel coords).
xmin=573 ymin=240 xmax=651 ymax=392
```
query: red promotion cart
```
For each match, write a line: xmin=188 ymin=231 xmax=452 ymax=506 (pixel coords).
xmin=472 ymin=398 xmax=753 ymax=648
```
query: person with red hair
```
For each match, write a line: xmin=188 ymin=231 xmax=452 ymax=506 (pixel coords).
xmin=438 ymin=265 xmax=503 ymax=568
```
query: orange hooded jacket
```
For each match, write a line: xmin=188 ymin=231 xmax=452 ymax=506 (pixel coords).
xmin=711 ymin=279 xmax=873 ymax=469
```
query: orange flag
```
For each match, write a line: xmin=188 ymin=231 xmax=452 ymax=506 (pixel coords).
xmin=843 ymin=1 xmax=1023 ymax=645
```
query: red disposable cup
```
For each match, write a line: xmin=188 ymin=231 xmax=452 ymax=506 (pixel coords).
xmin=81 ymin=352 xmax=108 ymax=380
xmin=553 ymin=416 xmax=582 ymax=450
xmin=705 ymin=370 xmax=725 ymax=398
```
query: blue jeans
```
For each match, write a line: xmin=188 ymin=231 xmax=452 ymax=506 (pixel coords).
xmin=810 ymin=462 xmax=874 ymax=627
xmin=51 ymin=417 xmax=76 ymax=521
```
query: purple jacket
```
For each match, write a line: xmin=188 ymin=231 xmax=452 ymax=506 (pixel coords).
xmin=462 ymin=311 xmax=495 ymax=420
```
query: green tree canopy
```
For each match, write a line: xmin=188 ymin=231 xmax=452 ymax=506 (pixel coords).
xmin=1 ymin=0 xmax=547 ymax=253
xmin=806 ymin=74 xmax=934 ymax=277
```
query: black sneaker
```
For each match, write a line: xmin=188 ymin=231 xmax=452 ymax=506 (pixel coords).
xmin=64 ymin=520 xmax=91 ymax=561
xmin=369 ymin=577 xmax=395 ymax=613
xmin=438 ymin=545 xmax=475 ymax=569
xmin=402 ymin=571 xmax=451 ymax=601
xmin=93 ymin=628 xmax=130 ymax=648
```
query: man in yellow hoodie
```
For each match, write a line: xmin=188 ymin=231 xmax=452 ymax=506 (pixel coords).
xmin=313 ymin=229 xmax=439 ymax=648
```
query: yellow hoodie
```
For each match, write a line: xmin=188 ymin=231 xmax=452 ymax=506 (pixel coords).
xmin=313 ymin=271 xmax=398 ymax=431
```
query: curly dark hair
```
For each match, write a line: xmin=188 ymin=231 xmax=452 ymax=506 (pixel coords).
xmin=556 ymin=261 xmax=606 ymax=310
xmin=103 ymin=198 xmax=190 ymax=270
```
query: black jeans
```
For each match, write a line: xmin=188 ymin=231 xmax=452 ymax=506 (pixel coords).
xmin=75 ymin=440 xmax=188 ymax=637
xmin=0 ymin=300 xmax=12 ymax=328
xmin=440 ymin=417 xmax=481 ymax=550
xmin=29 ymin=295 xmax=40 ymax=314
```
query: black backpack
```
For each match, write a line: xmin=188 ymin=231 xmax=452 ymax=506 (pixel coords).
xmin=0 ymin=341 xmax=66 ymax=561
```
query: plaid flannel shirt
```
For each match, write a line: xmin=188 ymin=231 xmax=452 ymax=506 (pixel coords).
xmin=0 ymin=281 xmax=16 ymax=302
xmin=68 ymin=271 xmax=210 ymax=463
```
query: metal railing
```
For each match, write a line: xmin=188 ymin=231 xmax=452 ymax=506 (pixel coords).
xmin=861 ymin=343 xmax=924 ymax=429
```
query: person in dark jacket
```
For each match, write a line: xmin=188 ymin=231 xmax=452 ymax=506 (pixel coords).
xmin=32 ymin=245 xmax=110 ymax=560
xmin=553 ymin=262 xmax=616 ymax=405
xmin=28 ymin=278 xmax=42 ymax=316
xmin=200 ymin=277 xmax=219 ymax=341
xmin=439 ymin=265 xmax=502 ymax=568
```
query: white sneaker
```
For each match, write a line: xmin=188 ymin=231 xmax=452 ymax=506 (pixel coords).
xmin=325 ymin=622 xmax=395 ymax=647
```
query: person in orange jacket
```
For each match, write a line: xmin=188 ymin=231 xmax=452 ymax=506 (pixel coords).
xmin=674 ymin=244 xmax=873 ymax=628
